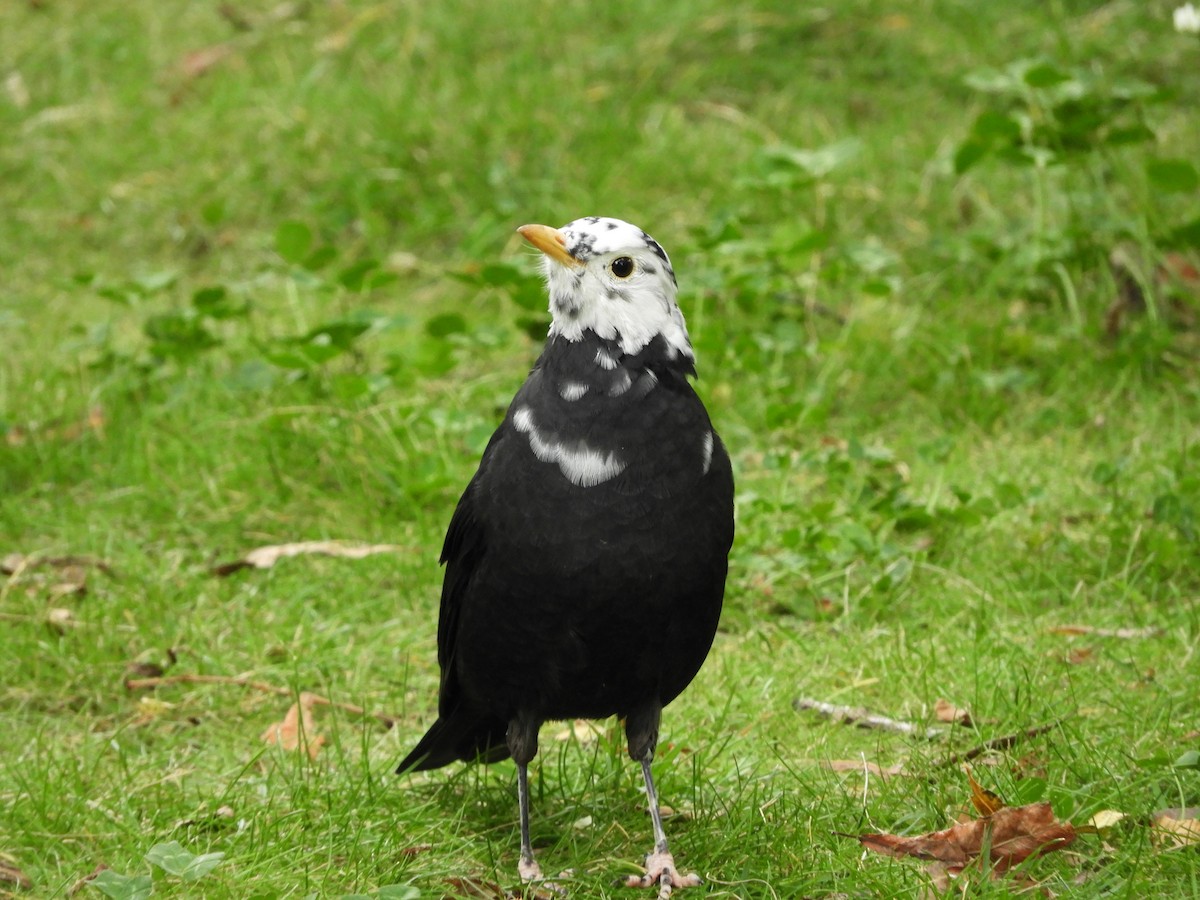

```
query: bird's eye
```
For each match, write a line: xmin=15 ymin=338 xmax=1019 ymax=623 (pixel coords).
xmin=610 ymin=257 xmax=635 ymax=279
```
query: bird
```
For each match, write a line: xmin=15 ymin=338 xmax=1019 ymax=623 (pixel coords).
xmin=397 ymin=216 xmax=734 ymax=896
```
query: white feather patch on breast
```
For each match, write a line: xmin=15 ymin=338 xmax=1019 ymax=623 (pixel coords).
xmin=701 ymin=429 xmax=714 ymax=476
xmin=609 ymin=369 xmax=633 ymax=396
xmin=594 ymin=348 xmax=619 ymax=370
xmin=559 ymin=381 xmax=589 ymax=401
xmin=513 ymin=406 xmax=626 ymax=487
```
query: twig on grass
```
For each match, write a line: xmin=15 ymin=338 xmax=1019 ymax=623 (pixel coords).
xmin=936 ymin=720 xmax=1064 ymax=768
xmin=793 ymin=698 xmax=942 ymax=739
xmin=124 ymin=673 xmax=401 ymax=728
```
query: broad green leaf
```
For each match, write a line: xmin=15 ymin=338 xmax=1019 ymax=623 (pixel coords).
xmin=134 ymin=270 xmax=179 ymax=295
xmin=763 ymin=138 xmax=862 ymax=178
xmin=302 ymin=315 xmax=376 ymax=349
xmin=146 ymin=840 xmax=225 ymax=881
xmin=963 ymin=67 xmax=1017 ymax=94
xmin=144 ymin=312 xmax=220 ymax=358
xmin=1174 ymin=750 xmax=1200 ymax=769
xmin=1146 ymin=159 xmax=1200 ymax=194
xmin=1023 ymin=62 xmax=1070 ymax=88
xmin=1167 ymin=216 xmax=1200 ymax=249
xmin=192 ymin=286 xmax=246 ymax=319
xmin=275 ymin=220 xmax=313 ymax=264
xmin=508 ymin=279 xmax=548 ymax=311
xmin=376 ymin=887 xmax=421 ymax=899
xmin=425 ymin=312 xmax=468 ymax=338
xmin=200 ymin=199 xmax=226 ymax=226
xmin=303 ymin=245 xmax=338 ymax=271
xmin=87 ymin=870 xmax=153 ymax=900
xmin=338 ymin=259 xmax=380 ymax=291
xmin=1103 ymin=124 xmax=1155 ymax=146
xmin=954 ymin=139 xmax=989 ymax=174
xmin=478 ymin=262 xmax=525 ymax=286
xmin=970 ymin=110 xmax=1021 ymax=142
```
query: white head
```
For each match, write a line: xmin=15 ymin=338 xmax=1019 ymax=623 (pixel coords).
xmin=518 ymin=216 xmax=694 ymax=359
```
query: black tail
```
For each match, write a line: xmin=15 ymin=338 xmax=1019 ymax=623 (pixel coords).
xmin=396 ymin=712 xmax=509 ymax=774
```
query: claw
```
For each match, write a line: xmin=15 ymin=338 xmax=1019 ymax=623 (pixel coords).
xmin=518 ymin=859 xmax=570 ymax=896
xmin=624 ymin=850 xmax=702 ymax=896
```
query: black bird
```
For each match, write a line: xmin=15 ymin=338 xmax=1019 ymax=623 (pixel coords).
xmin=397 ymin=216 xmax=734 ymax=895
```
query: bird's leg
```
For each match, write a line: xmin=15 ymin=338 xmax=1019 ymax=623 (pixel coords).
xmin=516 ymin=761 xmax=542 ymax=882
xmin=507 ymin=716 xmax=551 ymax=885
xmin=623 ymin=707 xmax=701 ymax=897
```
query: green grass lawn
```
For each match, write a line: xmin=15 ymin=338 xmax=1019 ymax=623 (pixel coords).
xmin=3 ymin=0 xmax=1199 ymax=897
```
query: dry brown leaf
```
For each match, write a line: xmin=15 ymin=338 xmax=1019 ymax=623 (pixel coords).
xmin=1049 ymin=624 xmax=1163 ymax=639
xmin=46 ymin=607 xmax=79 ymax=632
xmin=935 ymin=698 xmax=972 ymax=726
xmin=966 ymin=770 xmax=1006 ymax=816
xmin=125 ymin=661 xmax=167 ymax=680
xmin=180 ymin=44 xmax=235 ymax=79
xmin=849 ymin=802 xmax=1076 ymax=874
xmin=2 ymin=553 xmax=115 ymax=579
xmin=5 ymin=406 xmax=105 ymax=446
xmin=5 ymin=71 xmax=30 ymax=109
xmin=1067 ymin=647 xmax=1095 ymax=665
xmin=213 ymin=540 xmax=404 ymax=576
xmin=399 ymin=843 xmax=434 ymax=857
xmin=1088 ymin=809 xmax=1127 ymax=831
xmin=825 ymin=759 xmax=907 ymax=777
xmin=0 ymin=858 xmax=33 ymax=890
xmin=261 ymin=692 xmax=326 ymax=759
xmin=68 ymin=864 xmax=109 ymax=897
xmin=1152 ymin=808 xmax=1200 ymax=848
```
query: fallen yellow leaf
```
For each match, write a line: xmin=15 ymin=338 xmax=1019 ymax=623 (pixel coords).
xmin=261 ymin=692 xmax=326 ymax=760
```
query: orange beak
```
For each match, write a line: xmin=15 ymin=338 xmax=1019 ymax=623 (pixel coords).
xmin=517 ymin=224 xmax=582 ymax=268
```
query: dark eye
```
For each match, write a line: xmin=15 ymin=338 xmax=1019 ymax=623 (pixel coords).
xmin=610 ymin=257 xmax=635 ymax=278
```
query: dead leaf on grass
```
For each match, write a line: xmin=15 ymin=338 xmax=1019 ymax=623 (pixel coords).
xmin=261 ymin=692 xmax=326 ymax=760
xmin=1087 ymin=809 xmax=1127 ymax=832
xmin=68 ymin=864 xmax=108 ymax=896
xmin=46 ymin=607 xmax=79 ymax=632
xmin=179 ymin=44 xmax=235 ymax=79
xmin=213 ymin=540 xmax=404 ymax=576
xmin=825 ymin=759 xmax=907 ymax=777
xmin=0 ymin=857 xmax=33 ymax=890
xmin=935 ymin=698 xmax=972 ymax=726
xmin=1152 ymin=808 xmax=1200 ymax=848
xmin=5 ymin=71 xmax=30 ymax=109
xmin=5 ymin=406 xmax=105 ymax=446
xmin=398 ymin=843 xmax=433 ymax=857
xmin=1049 ymin=624 xmax=1163 ymax=639
xmin=1067 ymin=646 xmax=1095 ymax=665
xmin=2 ymin=552 xmax=116 ymax=578
xmin=125 ymin=661 xmax=167 ymax=680
xmin=848 ymin=801 xmax=1076 ymax=874
xmin=966 ymin=769 xmax=1006 ymax=817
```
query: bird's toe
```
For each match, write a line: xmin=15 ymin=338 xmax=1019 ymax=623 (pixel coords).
xmin=624 ymin=850 xmax=702 ymax=895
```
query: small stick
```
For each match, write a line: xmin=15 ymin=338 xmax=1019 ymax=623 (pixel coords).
xmin=793 ymin=698 xmax=942 ymax=740
xmin=937 ymin=720 xmax=1063 ymax=767
xmin=124 ymin=673 xmax=401 ymax=727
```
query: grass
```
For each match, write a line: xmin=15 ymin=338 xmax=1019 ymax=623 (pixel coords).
xmin=2 ymin=0 xmax=1199 ymax=897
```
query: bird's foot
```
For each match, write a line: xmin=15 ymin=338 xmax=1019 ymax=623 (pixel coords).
xmin=624 ymin=850 xmax=702 ymax=898
xmin=519 ymin=856 xmax=544 ymax=883
xmin=518 ymin=858 xmax=570 ymax=896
